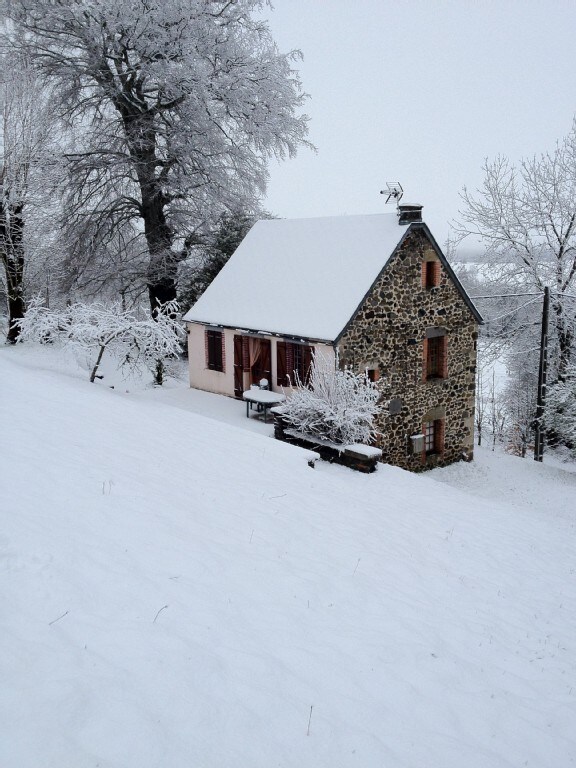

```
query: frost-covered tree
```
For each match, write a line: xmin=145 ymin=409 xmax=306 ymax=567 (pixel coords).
xmin=457 ymin=122 xmax=576 ymax=377
xmin=0 ymin=52 xmax=58 ymax=342
xmin=545 ymin=366 xmax=576 ymax=455
xmin=178 ymin=210 xmax=258 ymax=313
xmin=17 ymin=297 xmax=183 ymax=383
xmin=502 ymin=367 xmax=537 ymax=458
xmin=3 ymin=0 xmax=310 ymax=316
xmin=60 ymin=217 xmax=150 ymax=308
xmin=281 ymin=355 xmax=382 ymax=446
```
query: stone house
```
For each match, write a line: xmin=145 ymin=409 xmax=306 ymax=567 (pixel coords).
xmin=183 ymin=205 xmax=482 ymax=471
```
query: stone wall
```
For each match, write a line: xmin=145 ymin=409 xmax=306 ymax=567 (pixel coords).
xmin=337 ymin=227 xmax=478 ymax=471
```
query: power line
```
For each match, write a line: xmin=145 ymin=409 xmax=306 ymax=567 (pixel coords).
xmin=482 ymin=296 xmax=542 ymax=323
xmin=470 ymin=292 xmax=541 ymax=299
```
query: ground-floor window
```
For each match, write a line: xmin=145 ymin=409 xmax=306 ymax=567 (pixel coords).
xmin=423 ymin=418 xmax=444 ymax=456
xmin=277 ymin=341 xmax=314 ymax=386
xmin=206 ymin=329 xmax=224 ymax=372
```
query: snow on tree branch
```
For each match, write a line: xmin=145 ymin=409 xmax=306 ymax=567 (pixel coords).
xmin=456 ymin=122 xmax=576 ymax=376
xmin=281 ymin=353 xmax=382 ymax=446
xmin=16 ymin=297 xmax=184 ymax=383
xmin=545 ymin=366 xmax=576 ymax=456
xmin=3 ymin=0 xmax=312 ymax=317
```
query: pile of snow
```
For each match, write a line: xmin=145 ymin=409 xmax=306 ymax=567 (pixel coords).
xmin=1 ymin=346 xmax=575 ymax=768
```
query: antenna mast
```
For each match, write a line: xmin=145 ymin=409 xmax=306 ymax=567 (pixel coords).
xmin=380 ymin=182 xmax=404 ymax=205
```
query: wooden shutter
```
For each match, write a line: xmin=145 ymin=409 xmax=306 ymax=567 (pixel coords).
xmin=434 ymin=419 xmax=445 ymax=454
xmin=421 ymin=421 xmax=428 ymax=463
xmin=277 ymin=342 xmax=287 ymax=386
xmin=439 ymin=336 xmax=448 ymax=378
xmin=422 ymin=338 xmax=428 ymax=382
xmin=303 ymin=345 xmax=314 ymax=385
xmin=233 ymin=335 xmax=244 ymax=397
xmin=423 ymin=260 xmax=441 ymax=288
xmin=206 ymin=330 xmax=223 ymax=371
xmin=286 ymin=343 xmax=295 ymax=385
xmin=242 ymin=336 xmax=250 ymax=371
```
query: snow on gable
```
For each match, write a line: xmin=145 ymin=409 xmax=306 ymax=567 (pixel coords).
xmin=183 ymin=213 xmax=410 ymax=341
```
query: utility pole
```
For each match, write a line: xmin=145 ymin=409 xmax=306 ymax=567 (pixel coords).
xmin=534 ymin=286 xmax=550 ymax=462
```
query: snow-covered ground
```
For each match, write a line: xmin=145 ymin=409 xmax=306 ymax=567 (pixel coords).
xmin=1 ymin=345 xmax=575 ymax=768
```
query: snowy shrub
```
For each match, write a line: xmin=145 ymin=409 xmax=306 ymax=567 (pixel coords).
xmin=281 ymin=354 xmax=382 ymax=445
xmin=545 ymin=367 xmax=576 ymax=454
xmin=17 ymin=297 xmax=184 ymax=384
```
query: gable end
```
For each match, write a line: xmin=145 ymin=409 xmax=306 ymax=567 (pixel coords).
xmin=335 ymin=224 xmax=482 ymax=343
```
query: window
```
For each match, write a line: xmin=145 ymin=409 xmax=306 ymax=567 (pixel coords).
xmin=424 ymin=419 xmax=444 ymax=456
xmin=422 ymin=259 xmax=441 ymax=288
xmin=206 ymin=329 xmax=224 ymax=372
xmin=366 ymin=367 xmax=380 ymax=383
xmin=427 ymin=336 xmax=443 ymax=378
xmin=277 ymin=341 xmax=314 ymax=386
xmin=424 ymin=331 xmax=447 ymax=380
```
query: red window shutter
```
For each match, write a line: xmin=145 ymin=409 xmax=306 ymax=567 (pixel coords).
xmin=423 ymin=260 xmax=441 ymax=288
xmin=434 ymin=419 xmax=445 ymax=454
xmin=206 ymin=330 xmax=223 ymax=372
xmin=220 ymin=332 xmax=225 ymax=373
xmin=434 ymin=261 xmax=442 ymax=287
xmin=303 ymin=345 xmax=314 ymax=385
xmin=242 ymin=336 xmax=250 ymax=371
xmin=439 ymin=336 xmax=448 ymax=378
xmin=276 ymin=342 xmax=287 ymax=386
xmin=286 ymin=343 xmax=295 ymax=385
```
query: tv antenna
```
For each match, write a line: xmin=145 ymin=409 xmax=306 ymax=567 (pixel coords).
xmin=380 ymin=182 xmax=404 ymax=205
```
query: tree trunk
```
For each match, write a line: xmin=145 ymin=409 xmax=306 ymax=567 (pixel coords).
xmin=1 ymin=202 xmax=26 ymax=344
xmin=90 ymin=344 xmax=107 ymax=383
xmin=117 ymin=106 xmax=178 ymax=319
xmin=5 ymin=254 xmax=26 ymax=343
xmin=141 ymin=179 xmax=177 ymax=315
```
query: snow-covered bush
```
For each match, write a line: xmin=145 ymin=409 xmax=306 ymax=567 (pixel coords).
xmin=281 ymin=354 xmax=382 ymax=445
xmin=17 ymin=298 xmax=184 ymax=384
xmin=545 ymin=367 xmax=576 ymax=454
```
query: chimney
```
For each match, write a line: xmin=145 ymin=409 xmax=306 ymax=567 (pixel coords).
xmin=398 ymin=204 xmax=423 ymax=225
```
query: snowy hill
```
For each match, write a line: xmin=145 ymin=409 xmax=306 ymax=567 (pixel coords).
xmin=1 ymin=348 xmax=575 ymax=768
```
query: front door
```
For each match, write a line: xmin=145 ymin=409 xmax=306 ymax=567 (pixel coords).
xmin=250 ymin=338 xmax=271 ymax=388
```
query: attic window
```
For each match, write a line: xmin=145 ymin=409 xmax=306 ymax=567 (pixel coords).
xmin=422 ymin=260 xmax=441 ymax=289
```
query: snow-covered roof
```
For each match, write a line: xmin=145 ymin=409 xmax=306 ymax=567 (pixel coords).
xmin=184 ymin=213 xmax=413 ymax=341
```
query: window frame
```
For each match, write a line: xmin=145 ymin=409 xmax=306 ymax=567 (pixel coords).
xmin=423 ymin=419 xmax=444 ymax=457
xmin=422 ymin=259 xmax=441 ymax=289
xmin=423 ymin=330 xmax=447 ymax=381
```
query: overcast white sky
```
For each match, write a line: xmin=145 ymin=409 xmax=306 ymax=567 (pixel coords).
xmin=261 ymin=0 xmax=576 ymax=249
